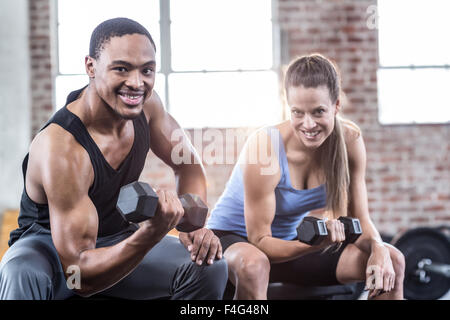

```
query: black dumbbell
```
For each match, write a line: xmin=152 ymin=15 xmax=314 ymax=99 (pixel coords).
xmin=297 ymin=216 xmax=328 ymax=245
xmin=338 ymin=216 xmax=362 ymax=244
xmin=116 ymin=181 xmax=208 ymax=233
xmin=297 ymin=216 xmax=362 ymax=246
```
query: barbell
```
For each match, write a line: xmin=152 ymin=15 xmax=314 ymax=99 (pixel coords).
xmin=391 ymin=226 xmax=450 ymax=300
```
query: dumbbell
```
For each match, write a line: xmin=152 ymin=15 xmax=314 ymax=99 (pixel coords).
xmin=338 ymin=216 xmax=362 ymax=243
xmin=116 ymin=181 xmax=208 ymax=232
xmin=297 ymin=216 xmax=362 ymax=245
xmin=297 ymin=216 xmax=328 ymax=245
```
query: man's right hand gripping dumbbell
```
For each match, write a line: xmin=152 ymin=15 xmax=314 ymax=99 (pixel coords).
xmin=297 ymin=215 xmax=363 ymax=247
xmin=116 ymin=181 xmax=208 ymax=234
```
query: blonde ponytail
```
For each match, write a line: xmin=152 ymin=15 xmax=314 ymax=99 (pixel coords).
xmin=320 ymin=115 xmax=349 ymax=219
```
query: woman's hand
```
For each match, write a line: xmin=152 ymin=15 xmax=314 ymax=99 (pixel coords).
xmin=365 ymin=243 xmax=396 ymax=299
xmin=321 ymin=218 xmax=346 ymax=247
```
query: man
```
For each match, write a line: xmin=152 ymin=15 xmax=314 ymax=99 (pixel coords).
xmin=0 ymin=17 xmax=227 ymax=300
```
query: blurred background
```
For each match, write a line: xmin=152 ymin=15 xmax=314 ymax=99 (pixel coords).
xmin=0 ymin=0 xmax=449 ymax=299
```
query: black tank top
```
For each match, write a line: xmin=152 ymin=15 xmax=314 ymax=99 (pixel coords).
xmin=9 ymin=86 xmax=150 ymax=246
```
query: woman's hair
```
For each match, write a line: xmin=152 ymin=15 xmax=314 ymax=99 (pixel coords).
xmin=285 ymin=53 xmax=350 ymax=219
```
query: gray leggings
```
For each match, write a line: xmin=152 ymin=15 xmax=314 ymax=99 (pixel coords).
xmin=0 ymin=223 xmax=228 ymax=300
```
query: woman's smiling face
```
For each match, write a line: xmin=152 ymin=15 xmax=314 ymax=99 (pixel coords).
xmin=288 ymin=84 xmax=339 ymax=150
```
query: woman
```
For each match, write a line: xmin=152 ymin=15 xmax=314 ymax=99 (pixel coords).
xmin=206 ymin=53 xmax=405 ymax=300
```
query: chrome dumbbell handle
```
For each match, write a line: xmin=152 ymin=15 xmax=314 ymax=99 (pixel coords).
xmin=415 ymin=258 xmax=450 ymax=283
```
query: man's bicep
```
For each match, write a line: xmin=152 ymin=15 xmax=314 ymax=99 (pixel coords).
xmin=150 ymin=113 xmax=189 ymax=167
xmin=41 ymin=152 xmax=98 ymax=267
xmin=49 ymin=195 xmax=99 ymax=268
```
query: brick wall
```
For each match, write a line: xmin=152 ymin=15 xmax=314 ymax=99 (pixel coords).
xmin=28 ymin=0 xmax=449 ymax=236
xmin=278 ymin=0 xmax=450 ymax=235
xmin=139 ymin=128 xmax=257 ymax=210
xmin=29 ymin=0 xmax=53 ymax=137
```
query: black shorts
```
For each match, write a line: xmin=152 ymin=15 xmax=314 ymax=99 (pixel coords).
xmin=212 ymin=229 xmax=348 ymax=286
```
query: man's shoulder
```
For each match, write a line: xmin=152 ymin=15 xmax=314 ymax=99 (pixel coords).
xmin=30 ymin=124 xmax=92 ymax=170
xmin=142 ymin=89 xmax=165 ymax=122
xmin=32 ymin=123 xmax=77 ymax=150
xmin=27 ymin=124 xmax=94 ymax=201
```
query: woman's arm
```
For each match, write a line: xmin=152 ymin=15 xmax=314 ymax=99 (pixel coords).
xmin=242 ymin=130 xmax=331 ymax=263
xmin=346 ymin=128 xmax=385 ymax=254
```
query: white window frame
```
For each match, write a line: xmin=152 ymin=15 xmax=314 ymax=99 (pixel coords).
xmin=54 ymin=0 xmax=282 ymax=128
xmin=376 ymin=0 xmax=450 ymax=125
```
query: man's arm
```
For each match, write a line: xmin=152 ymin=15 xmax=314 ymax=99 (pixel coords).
xmin=143 ymin=91 xmax=221 ymax=265
xmin=39 ymin=125 xmax=179 ymax=297
xmin=144 ymin=91 xmax=207 ymax=201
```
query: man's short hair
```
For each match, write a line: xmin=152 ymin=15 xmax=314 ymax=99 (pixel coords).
xmin=89 ymin=17 xmax=156 ymax=59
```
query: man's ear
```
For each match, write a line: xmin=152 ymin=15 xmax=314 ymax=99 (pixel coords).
xmin=85 ymin=56 xmax=95 ymax=78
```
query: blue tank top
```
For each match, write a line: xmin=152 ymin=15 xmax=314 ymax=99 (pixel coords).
xmin=206 ymin=127 xmax=327 ymax=240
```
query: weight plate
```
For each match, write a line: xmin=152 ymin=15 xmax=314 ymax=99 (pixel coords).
xmin=393 ymin=228 xmax=450 ymax=300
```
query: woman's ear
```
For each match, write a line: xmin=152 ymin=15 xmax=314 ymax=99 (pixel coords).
xmin=85 ymin=56 xmax=95 ymax=78
xmin=334 ymin=99 xmax=341 ymax=116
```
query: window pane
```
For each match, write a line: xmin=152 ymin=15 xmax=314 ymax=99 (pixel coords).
xmin=377 ymin=68 xmax=450 ymax=124
xmin=55 ymin=75 xmax=89 ymax=109
xmin=378 ymin=0 xmax=450 ymax=66
xmin=153 ymin=73 xmax=166 ymax=108
xmin=58 ymin=0 xmax=160 ymax=75
xmin=55 ymin=73 xmax=165 ymax=110
xmin=168 ymin=71 xmax=281 ymax=128
xmin=170 ymin=0 xmax=273 ymax=71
